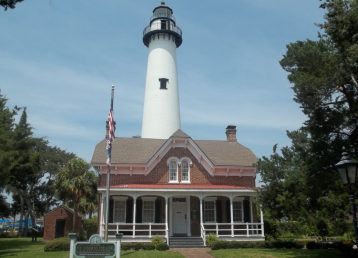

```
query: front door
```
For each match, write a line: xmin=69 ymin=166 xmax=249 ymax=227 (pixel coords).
xmin=172 ymin=197 xmax=187 ymax=236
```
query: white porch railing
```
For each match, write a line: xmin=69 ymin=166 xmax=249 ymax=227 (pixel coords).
xmin=104 ymin=223 xmax=167 ymax=240
xmin=201 ymin=222 xmax=264 ymax=239
xmin=200 ymin=224 xmax=207 ymax=246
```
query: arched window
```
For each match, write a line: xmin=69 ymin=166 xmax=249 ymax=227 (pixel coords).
xmin=181 ymin=159 xmax=191 ymax=183
xmin=168 ymin=158 xmax=178 ymax=183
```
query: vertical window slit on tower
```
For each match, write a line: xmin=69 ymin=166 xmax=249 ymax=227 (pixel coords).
xmin=159 ymin=78 xmax=169 ymax=90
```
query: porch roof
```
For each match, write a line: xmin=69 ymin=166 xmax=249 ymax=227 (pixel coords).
xmin=99 ymin=184 xmax=257 ymax=193
xmin=111 ymin=184 xmax=253 ymax=189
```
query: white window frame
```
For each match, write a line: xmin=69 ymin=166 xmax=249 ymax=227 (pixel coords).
xmin=112 ymin=196 xmax=128 ymax=223
xmin=203 ymin=197 xmax=217 ymax=223
xmin=142 ymin=197 xmax=156 ymax=223
xmin=180 ymin=157 xmax=191 ymax=183
xmin=233 ymin=200 xmax=244 ymax=222
xmin=167 ymin=157 xmax=179 ymax=183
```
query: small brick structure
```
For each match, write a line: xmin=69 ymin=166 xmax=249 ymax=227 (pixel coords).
xmin=43 ymin=205 xmax=82 ymax=241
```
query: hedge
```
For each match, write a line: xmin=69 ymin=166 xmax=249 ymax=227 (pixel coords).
xmin=44 ymin=237 xmax=70 ymax=252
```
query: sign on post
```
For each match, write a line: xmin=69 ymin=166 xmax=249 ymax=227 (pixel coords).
xmin=69 ymin=234 xmax=122 ymax=258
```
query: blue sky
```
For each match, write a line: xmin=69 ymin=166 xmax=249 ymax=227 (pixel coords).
xmin=0 ymin=0 xmax=325 ymax=163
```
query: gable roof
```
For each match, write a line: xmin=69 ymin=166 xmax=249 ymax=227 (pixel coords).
xmin=91 ymin=137 xmax=164 ymax=164
xmin=91 ymin=130 xmax=257 ymax=167
xmin=171 ymin=129 xmax=190 ymax=138
xmin=195 ymin=140 xmax=256 ymax=166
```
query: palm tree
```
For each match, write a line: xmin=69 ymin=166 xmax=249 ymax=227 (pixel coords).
xmin=55 ymin=158 xmax=97 ymax=232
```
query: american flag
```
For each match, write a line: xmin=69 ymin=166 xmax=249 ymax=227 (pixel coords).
xmin=106 ymin=109 xmax=116 ymax=165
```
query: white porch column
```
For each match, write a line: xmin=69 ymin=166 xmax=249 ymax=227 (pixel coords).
xmin=132 ymin=197 xmax=136 ymax=238
xmin=199 ymin=197 xmax=203 ymax=225
xmin=230 ymin=196 xmax=234 ymax=237
xmin=165 ymin=197 xmax=169 ymax=244
xmin=100 ymin=193 xmax=105 ymax=238
xmin=250 ymin=197 xmax=254 ymax=223
xmin=260 ymin=205 xmax=264 ymax=237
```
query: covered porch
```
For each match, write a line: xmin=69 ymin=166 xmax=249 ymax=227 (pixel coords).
xmin=98 ymin=185 xmax=264 ymax=246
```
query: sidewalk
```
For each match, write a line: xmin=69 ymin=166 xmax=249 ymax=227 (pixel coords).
xmin=171 ymin=248 xmax=214 ymax=258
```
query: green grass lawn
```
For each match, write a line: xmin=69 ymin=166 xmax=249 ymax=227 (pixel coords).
xmin=210 ymin=248 xmax=344 ymax=258
xmin=0 ymin=238 xmax=184 ymax=258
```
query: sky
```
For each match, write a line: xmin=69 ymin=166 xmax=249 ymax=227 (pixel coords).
xmin=0 ymin=0 xmax=325 ymax=164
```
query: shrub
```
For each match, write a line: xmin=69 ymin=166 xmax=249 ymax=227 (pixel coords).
xmin=83 ymin=217 xmax=98 ymax=239
xmin=151 ymin=236 xmax=165 ymax=249
xmin=133 ymin=242 xmax=143 ymax=250
xmin=211 ymin=240 xmax=229 ymax=250
xmin=265 ymin=240 xmax=304 ymax=249
xmin=230 ymin=241 xmax=266 ymax=248
xmin=306 ymin=241 xmax=340 ymax=250
xmin=206 ymin=233 xmax=219 ymax=247
xmin=143 ymin=243 xmax=155 ymax=250
xmin=121 ymin=242 xmax=134 ymax=251
xmin=156 ymin=242 xmax=169 ymax=250
xmin=44 ymin=237 xmax=70 ymax=252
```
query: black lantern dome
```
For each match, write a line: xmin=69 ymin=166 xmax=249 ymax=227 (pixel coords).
xmin=143 ymin=2 xmax=182 ymax=47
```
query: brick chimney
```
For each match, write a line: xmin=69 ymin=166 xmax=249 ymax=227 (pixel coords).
xmin=226 ymin=125 xmax=237 ymax=142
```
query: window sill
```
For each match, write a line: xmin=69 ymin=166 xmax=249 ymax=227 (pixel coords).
xmin=169 ymin=181 xmax=179 ymax=183
xmin=180 ymin=181 xmax=191 ymax=184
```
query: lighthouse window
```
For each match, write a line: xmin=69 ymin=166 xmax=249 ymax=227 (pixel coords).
xmin=159 ymin=78 xmax=169 ymax=90
xmin=161 ymin=20 xmax=167 ymax=30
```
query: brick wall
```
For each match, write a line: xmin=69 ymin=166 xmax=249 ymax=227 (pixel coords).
xmin=99 ymin=147 xmax=255 ymax=187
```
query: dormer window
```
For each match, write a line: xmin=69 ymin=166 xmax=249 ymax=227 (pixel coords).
xmin=168 ymin=157 xmax=191 ymax=183
xmin=180 ymin=158 xmax=191 ymax=183
xmin=168 ymin=158 xmax=179 ymax=183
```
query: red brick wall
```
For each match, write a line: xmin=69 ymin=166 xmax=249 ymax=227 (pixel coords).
xmin=43 ymin=207 xmax=82 ymax=241
xmin=100 ymin=147 xmax=255 ymax=187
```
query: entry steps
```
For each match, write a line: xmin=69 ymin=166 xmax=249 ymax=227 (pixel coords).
xmin=169 ymin=237 xmax=204 ymax=247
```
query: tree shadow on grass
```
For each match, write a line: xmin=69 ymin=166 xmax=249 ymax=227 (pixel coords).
xmin=0 ymin=238 xmax=42 ymax=251
xmin=268 ymin=249 xmax=345 ymax=258
xmin=121 ymin=250 xmax=136 ymax=256
xmin=0 ymin=249 xmax=20 ymax=257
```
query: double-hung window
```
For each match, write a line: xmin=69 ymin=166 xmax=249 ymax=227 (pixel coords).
xmin=142 ymin=197 xmax=156 ymax=223
xmin=204 ymin=199 xmax=216 ymax=222
xmin=168 ymin=159 xmax=178 ymax=183
xmin=233 ymin=200 xmax=243 ymax=222
xmin=181 ymin=159 xmax=190 ymax=183
xmin=113 ymin=197 xmax=127 ymax=223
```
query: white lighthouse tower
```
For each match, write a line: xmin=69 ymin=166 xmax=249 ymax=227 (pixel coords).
xmin=141 ymin=2 xmax=182 ymax=139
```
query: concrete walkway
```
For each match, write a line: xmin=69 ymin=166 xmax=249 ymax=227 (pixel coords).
xmin=171 ymin=248 xmax=214 ymax=258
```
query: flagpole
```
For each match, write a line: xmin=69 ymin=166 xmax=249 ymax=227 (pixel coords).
xmin=104 ymin=85 xmax=115 ymax=242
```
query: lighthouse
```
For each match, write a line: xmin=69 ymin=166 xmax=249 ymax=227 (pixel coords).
xmin=141 ymin=2 xmax=182 ymax=139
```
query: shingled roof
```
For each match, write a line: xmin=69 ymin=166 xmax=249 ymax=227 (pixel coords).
xmin=91 ymin=130 xmax=257 ymax=167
